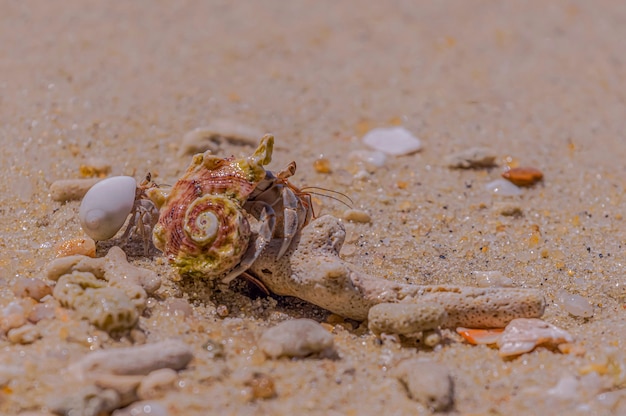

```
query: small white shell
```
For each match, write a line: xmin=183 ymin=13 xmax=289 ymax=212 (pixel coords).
xmin=79 ymin=176 xmax=137 ymax=241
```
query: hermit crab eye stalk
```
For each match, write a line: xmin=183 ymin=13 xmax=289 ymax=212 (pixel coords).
xmin=79 ymin=176 xmax=138 ymax=241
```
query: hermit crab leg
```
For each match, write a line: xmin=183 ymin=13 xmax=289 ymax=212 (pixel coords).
xmin=278 ymin=186 xmax=304 ymax=259
xmin=221 ymin=204 xmax=275 ymax=284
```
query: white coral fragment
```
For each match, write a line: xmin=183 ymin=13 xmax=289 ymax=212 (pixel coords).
xmin=497 ymin=318 xmax=574 ymax=357
xmin=46 ymin=246 xmax=161 ymax=333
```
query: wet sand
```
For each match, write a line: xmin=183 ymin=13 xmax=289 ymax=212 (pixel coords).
xmin=1 ymin=1 xmax=626 ymax=414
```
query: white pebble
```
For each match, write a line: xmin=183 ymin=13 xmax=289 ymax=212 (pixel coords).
xmin=259 ymin=319 xmax=334 ymax=359
xmin=485 ymin=178 xmax=522 ymax=196
xmin=394 ymin=359 xmax=454 ymax=412
xmin=557 ymin=289 xmax=594 ymax=318
xmin=343 ymin=209 xmax=372 ymax=223
xmin=362 ymin=127 xmax=422 ymax=156
xmin=472 ymin=271 xmax=514 ymax=288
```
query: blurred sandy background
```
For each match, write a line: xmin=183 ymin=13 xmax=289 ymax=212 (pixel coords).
xmin=1 ymin=1 xmax=626 ymax=414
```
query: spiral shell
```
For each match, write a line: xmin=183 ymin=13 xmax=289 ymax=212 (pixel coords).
xmin=150 ymin=134 xmax=274 ymax=279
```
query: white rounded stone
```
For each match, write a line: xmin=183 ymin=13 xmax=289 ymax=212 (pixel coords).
xmin=362 ymin=127 xmax=422 ymax=156
xmin=485 ymin=178 xmax=522 ymax=196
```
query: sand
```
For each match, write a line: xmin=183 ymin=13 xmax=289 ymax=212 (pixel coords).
xmin=1 ymin=1 xmax=625 ymax=414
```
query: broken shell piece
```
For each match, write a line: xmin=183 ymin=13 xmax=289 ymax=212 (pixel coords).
xmin=456 ymin=327 xmax=504 ymax=345
xmin=55 ymin=237 xmax=96 ymax=257
xmin=502 ymin=167 xmax=543 ymax=187
xmin=497 ymin=318 xmax=573 ymax=357
xmin=362 ymin=127 xmax=422 ymax=156
xmin=556 ymin=289 xmax=594 ymax=318
xmin=485 ymin=179 xmax=522 ymax=196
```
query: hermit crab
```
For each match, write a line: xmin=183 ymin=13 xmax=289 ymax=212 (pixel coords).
xmin=146 ymin=134 xmax=313 ymax=283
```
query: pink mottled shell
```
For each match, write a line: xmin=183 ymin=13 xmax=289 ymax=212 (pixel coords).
xmin=152 ymin=139 xmax=271 ymax=279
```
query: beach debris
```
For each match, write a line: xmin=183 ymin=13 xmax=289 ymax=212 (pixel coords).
xmin=502 ymin=166 xmax=544 ymax=187
xmin=249 ymin=215 xmax=546 ymax=324
xmin=178 ymin=122 xmax=262 ymax=157
xmin=49 ymin=177 xmax=101 ymax=202
xmin=55 ymin=236 xmax=96 ymax=257
xmin=362 ymin=126 xmax=422 ymax=156
xmin=367 ymin=302 xmax=446 ymax=336
xmin=258 ymin=318 xmax=334 ymax=359
xmin=53 ymin=271 xmax=139 ymax=332
xmin=46 ymin=245 xmax=161 ymax=296
xmin=79 ymin=176 xmax=159 ymax=255
xmin=12 ymin=277 xmax=53 ymax=301
xmin=472 ymin=270 xmax=514 ymax=288
xmin=445 ymin=147 xmax=497 ymax=169
xmin=497 ymin=318 xmax=574 ymax=357
xmin=47 ymin=341 xmax=191 ymax=415
xmin=70 ymin=339 xmax=193 ymax=377
xmin=556 ymin=289 xmax=594 ymax=318
xmin=394 ymin=359 xmax=454 ymax=412
xmin=46 ymin=246 xmax=161 ymax=332
xmin=485 ymin=178 xmax=522 ymax=196
xmin=456 ymin=327 xmax=504 ymax=345
xmin=79 ymin=158 xmax=112 ymax=178
xmin=313 ymin=157 xmax=332 ymax=173
xmin=342 ymin=208 xmax=372 ymax=223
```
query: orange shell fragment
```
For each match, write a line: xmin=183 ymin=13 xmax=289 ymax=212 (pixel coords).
xmin=501 ymin=167 xmax=544 ymax=187
xmin=456 ymin=327 xmax=504 ymax=345
xmin=55 ymin=237 xmax=96 ymax=258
